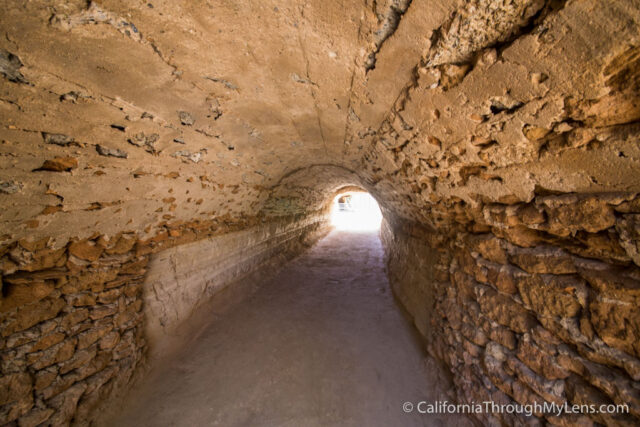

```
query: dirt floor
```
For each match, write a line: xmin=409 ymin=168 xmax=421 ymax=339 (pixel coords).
xmin=106 ymin=230 xmax=470 ymax=426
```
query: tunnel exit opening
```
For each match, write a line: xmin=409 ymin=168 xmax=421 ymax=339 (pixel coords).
xmin=330 ymin=192 xmax=383 ymax=231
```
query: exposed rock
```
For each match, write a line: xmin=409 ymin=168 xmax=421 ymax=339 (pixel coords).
xmin=0 ymin=180 xmax=23 ymax=194
xmin=42 ymin=133 xmax=75 ymax=146
xmin=517 ymin=274 xmax=587 ymax=318
xmin=52 ymin=2 xmax=142 ymax=42
xmin=17 ymin=407 xmax=55 ymax=427
xmin=616 ymin=215 xmax=640 ymax=267
xmin=68 ymin=240 xmax=103 ymax=261
xmin=426 ymin=0 xmax=545 ymax=67
xmin=110 ymin=124 xmax=126 ymax=132
xmin=2 ymin=297 xmax=66 ymax=337
xmin=539 ymin=197 xmax=617 ymax=237
xmin=172 ymin=150 xmax=204 ymax=163
xmin=178 ymin=111 xmax=195 ymax=126
xmin=475 ymin=285 xmax=538 ymax=333
xmin=517 ymin=335 xmax=570 ymax=380
xmin=2 ymin=0 xmax=640 ymax=425
xmin=469 ymin=234 xmax=508 ymax=264
xmin=0 ymin=372 xmax=32 ymax=407
xmin=46 ymin=383 xmax=87 ymax=426
xmin=0 ymin=281 xmax=55 ymax=313
xmin=590 ymin=295 xmax=640 ymax=358
xmin=30 ymin=332 xmax=65 ymax=352
xmin=35 ymin=157 xmax=78 ymax=172
xmin=128 ymin=132 xmax=159 ymax=153
xmin=96 ymin=144 xmax=128 ymax=158
xmin=508 ymin=247 xmax=576 ymax=275
xmin=59 ymin=91 xmax=80 ymax=103
xmin=0 ymin=48 xmax=27 ymax=83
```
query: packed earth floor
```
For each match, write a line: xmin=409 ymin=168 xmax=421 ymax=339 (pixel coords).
xmin=105 ymin=230 xmax=470 ymax=427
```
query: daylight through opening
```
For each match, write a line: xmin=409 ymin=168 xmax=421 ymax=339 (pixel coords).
xmin=330 ymin=192 xmax=383 ymax=231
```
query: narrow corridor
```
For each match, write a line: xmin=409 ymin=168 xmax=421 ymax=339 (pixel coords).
xmin=107 ymin=230 xmax=461 ymax=426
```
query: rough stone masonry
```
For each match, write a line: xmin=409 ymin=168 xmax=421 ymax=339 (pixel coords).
xmin=1 ymin=0 xmax=639 ymax=425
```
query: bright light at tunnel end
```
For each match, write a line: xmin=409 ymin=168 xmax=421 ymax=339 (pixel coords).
xmin=330 ymin=192 xmax=383 ymax=232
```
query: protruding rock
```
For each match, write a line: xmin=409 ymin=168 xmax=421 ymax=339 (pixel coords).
xmin=172 ymin=150 xmax=204 ymax=163
xmin=35 ymin=157 xmax=78 ymax=172
xmin=0 ymin=49 xmax=27 ymax=83
xmin=68 ymin=240 xmax=103 ymax=261
xmin=96 ymin=144 xmax=128 ymax=158
xmin=128 ymin=132 xmax=159 ymax=153
xmin=178 ymin=111 xmax=195 ymax=126
xmin=0 ymin=180 xmax=23 ymax=194
xmin=42 ymin=133 xmax=75 ymax=146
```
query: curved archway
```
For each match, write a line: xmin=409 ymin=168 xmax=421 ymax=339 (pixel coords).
xmin=259 ymin=165 xmax=391 ymax=235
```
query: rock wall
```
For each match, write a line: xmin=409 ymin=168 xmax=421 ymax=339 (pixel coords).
xmin=0 ymin=234 xmax=146 ymax=426
xmin=0 ymin=212 xmax=327 ymax=426
xmin=1 ymin=0 xmax=639 ymax=425
xmin=143 ymin=214 xmax=329 ymax=349
xmin=383 ymin=192 xmax=640 ymax=425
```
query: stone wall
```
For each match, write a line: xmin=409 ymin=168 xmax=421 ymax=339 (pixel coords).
xmin=0 ymin=234 xmax=147 ymax=426
xmin=382 ymin=192 xmax=640 ymax=425
xmin=143 ymin=214 xmax=329 ymax=350
xmin=0 ymin=212 xmax=327 ymax=426
xmin=1 ymin=0 xmax=639 ymax=425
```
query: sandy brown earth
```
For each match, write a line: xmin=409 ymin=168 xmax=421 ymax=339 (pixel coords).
xmin=2 ymin=1 xmax=640 ymax=425
xmin=104 ymin=230 xmax=469 ymax=427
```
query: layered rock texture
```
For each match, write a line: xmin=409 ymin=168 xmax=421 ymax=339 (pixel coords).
xmin=383 ymin=193 xmax=640 ymax=426
xmin=1 ymin=0 xmax=639 ymax=425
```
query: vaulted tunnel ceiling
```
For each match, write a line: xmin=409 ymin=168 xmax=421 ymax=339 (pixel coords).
xmin=1 ymin=0 xmax=639 ymax=244
xmin=2 ymin=2 xmax=640 ymax=426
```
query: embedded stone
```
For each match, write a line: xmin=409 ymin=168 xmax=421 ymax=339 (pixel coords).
xmin=516 ymin=336 xmax=569 ymax=380
xmin=36 ymin=157 xmax=78 ymax=172
xmin=2 ymin=297 xmax=65 ymax=337
xmin=29 ymin=332 xmax=65 ymax=353
xmin=476 ymin=285 xmax=538 ymax=333
xmin=540 ymin=196 xmax=617 ymax=237
xmin=589 ymin=296 xmax=640 ymax=357
xmin=30 ymin=338 xmax=76 ymax=370
xmin=96 ymin=144 xmax=128 ymax=158
xmin=34 ymin=368 xmax=58 ymax=390
xmin=17 ymin=408 xmax=55 ymax=427
xmin=517 ymin=274 xmax=587 ymax=318
xmin=61 ymin=308 xmax=89 ymax=329
xmin=89 ymin=304 xmax=118 ymax=320
xmin=509 ymin=247 xmax=577 ymax=274
xmin=469 ymin=234 xmax=508 ymax=264
xmin=616 ymin=214 xmax=640 ymax=267
xmin=68 ymin=240 xmax=103 ymax=261
xmin=0 ymin=180 xmax=23 ymax=194
xmin=59 ymin=345 xmax=97 ymax=374
xmin=65 ymin=293 xmax=97 ymax=307
xmin=42 ymin=133 xmax=74 ymax=146
xmin=77 ymin=323 xmax=113 ymax=349
xmin=0 ymin=372 xmax=32 ymax=406
xmin=0 ymin=281 xmax=55 ymax=313
xmin=99 ymin=331 xmax=120 ymax=350
xmin=0 ymin=48 xmax=26 ymax=82
xmin=46 ymin=383 xmax=87 ymax=426
xmin=7 ymin=246 xmax=66 ymax=273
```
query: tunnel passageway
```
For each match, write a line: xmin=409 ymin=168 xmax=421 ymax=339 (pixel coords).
xmin=2 ymin=2 xmax=640 ymax=425
xmin=106 ymin=230 xmax=461 ymax=427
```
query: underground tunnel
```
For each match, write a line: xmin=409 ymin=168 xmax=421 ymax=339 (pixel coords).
xmin=1 ymin=0 xmax=640 ymax=426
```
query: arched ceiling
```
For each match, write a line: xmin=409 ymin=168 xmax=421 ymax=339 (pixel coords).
xmin=1 ymin=0 xmax=639 ymax=245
